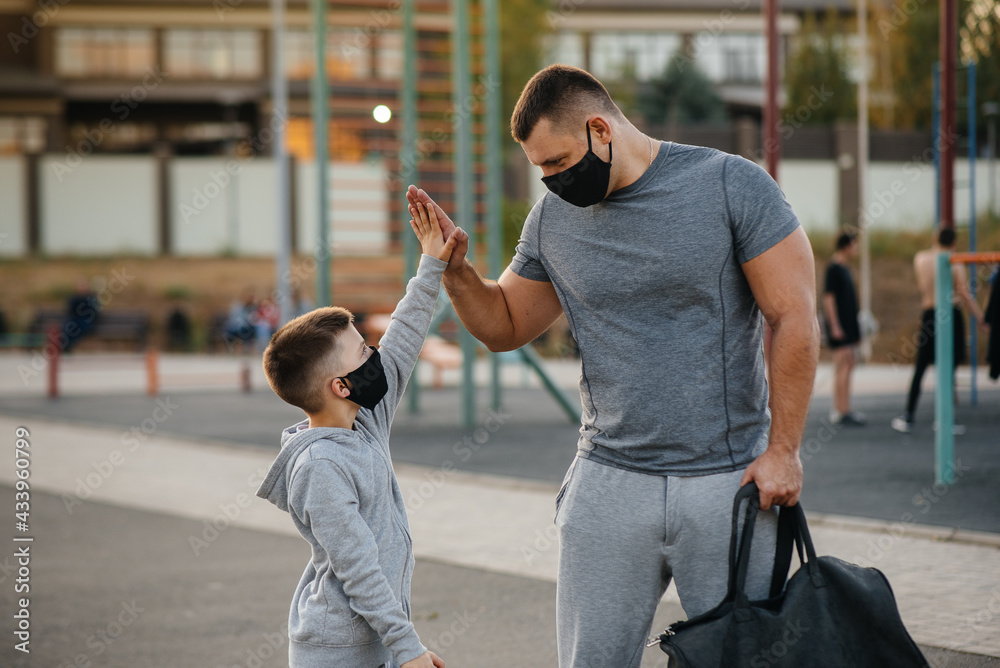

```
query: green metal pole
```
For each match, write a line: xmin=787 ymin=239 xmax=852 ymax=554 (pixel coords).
xmin=934 ymin=252 xmax=955 ymax=486
xmin=450 ymin=0 xmax=476 ymax=428
xmin=517 ymin=345 xmax=582 ymax=424
xmin=402 ymin=0 xmax=420 ymax=413
xmin=484 ymin=0 xmax=503 ymax=413
xmin=312 ymin=0 xmax=331 ymax=306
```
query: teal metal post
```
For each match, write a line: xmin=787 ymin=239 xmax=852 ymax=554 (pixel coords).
xmin=271 ymin=0 xmax=292 ymax=326
xmin=484 ymin=0 xmax=503 ymax=412
xmin=450 ymin=0 xmax=476 ymax=428
xmin=934 ymin=252 xmax=955 ymax=486
xmin=517 ymin=345 xmax=582 ymax=424
xmin=968 ymin=60 xmax=979 ymax=406
xmin=402 ymin=0 xmax=420 ymax=413
xmin=312 ymin=0 xmax=331 ymax=306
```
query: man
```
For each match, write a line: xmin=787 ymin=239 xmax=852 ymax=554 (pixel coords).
xmin=823 ymin=231 xmax=866 ymax=426
xmin=891 ymin=228 xmax=988 ymax=434
xmin=407 ymin=64 xmax=819 ymax=667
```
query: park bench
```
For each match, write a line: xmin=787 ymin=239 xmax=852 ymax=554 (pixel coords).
xmin=29 ymin=308 xmax=151 ymax=351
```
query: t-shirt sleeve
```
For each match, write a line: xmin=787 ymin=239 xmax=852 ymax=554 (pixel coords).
xmin=824 ymin=265 xmax=840 ymax=295
xmin=723 ymin=155 xmax=802 ymax=265
xmin=508 ymin=196 xmax=551 ymax=283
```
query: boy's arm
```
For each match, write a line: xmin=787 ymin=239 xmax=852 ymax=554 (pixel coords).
xmin=291 ymin=461 xmax=428 ymax=665
xmin=376 ymin=254 xmax=447 ymax=416
xmin=373 ymin=200 xmax=455 ymax=421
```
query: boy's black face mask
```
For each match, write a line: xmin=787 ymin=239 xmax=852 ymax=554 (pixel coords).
xmin=540 ymin=122 xmax=613 ymax=208
xmin=339 ymin=347 xmax=388 ymax=411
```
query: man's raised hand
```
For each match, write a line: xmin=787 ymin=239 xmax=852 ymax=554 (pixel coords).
xmin=409 ymin=200 xmax=458 ymax=262
xmin=406 ymin=185 xmax=468 ymax=271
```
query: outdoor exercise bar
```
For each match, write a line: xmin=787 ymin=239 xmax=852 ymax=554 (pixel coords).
xmin=933 ymin=251 xmax=1000 ymax=485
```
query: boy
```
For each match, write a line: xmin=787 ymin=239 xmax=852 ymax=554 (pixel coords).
xmin=256 ymin=201 xmax=456 ymax=667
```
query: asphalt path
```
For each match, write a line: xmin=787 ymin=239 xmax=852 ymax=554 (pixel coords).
xmin=1 ymin=486 xmax=997 ymax=668
xmin=1 ymin=383 xmax=997 ymax=533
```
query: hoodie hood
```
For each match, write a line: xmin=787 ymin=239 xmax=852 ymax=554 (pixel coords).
xmin=255 ymin=419 xmax=356 ymax=512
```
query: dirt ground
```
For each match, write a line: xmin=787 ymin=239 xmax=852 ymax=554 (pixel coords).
xmin=1 ymin=226 xmax=997 ymax=363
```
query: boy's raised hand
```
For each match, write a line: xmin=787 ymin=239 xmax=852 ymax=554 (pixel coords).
xmin=407 ymin=185 xmax=469 ymax=272
xmin=409 ymin=199 xmax=459 ymax=263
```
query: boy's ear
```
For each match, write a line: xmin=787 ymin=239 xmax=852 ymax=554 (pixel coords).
xmin=330 ymin=376 xmax=352 ymax=400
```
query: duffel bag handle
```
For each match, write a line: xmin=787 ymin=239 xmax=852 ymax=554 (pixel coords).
xmin=728 ymin=483 xmax=823 ymax=615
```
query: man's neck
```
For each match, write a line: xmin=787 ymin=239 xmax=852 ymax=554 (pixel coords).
xmin=609 ymin=125 xmax=655 ymax=194
xmin=832 ymin=251 xmax=849 ymax=264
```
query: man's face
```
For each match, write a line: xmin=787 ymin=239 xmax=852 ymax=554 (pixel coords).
xmin=521 ymin=117 xmax=592 ymax=179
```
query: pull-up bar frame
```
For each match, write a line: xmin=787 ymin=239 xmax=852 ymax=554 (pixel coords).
xmin=933 ymin=251 xmax=1000 ymax=485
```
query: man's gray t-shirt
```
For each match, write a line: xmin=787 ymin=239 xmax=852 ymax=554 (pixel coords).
xmin=510 ymin=142 xmax=801 ymax=476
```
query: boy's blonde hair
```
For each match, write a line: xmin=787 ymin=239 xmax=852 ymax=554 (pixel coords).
xmin=263 ymin=306 xmax=353 ymax=413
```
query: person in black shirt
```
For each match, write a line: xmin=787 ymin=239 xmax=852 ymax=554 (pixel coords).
xmin=64 ymin=277 xmax=100 ymax=352
xmin=823 ymin=232 xmax=865 ymax=426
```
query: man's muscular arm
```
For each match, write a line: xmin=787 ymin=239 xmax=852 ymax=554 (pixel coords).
xmin=739 ymin=227 xmax=821 ymax=510
xmin=407 ymin=186 xmax=563 ymax=351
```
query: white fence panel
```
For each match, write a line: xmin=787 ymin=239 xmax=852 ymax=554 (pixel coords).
xmin=40 ymin=155 xmax=157 ymax=255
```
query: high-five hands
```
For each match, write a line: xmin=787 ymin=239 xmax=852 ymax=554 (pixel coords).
xmin=406 ymin=185 xmax=468 ymax=271
xmin=409 ymin=198 xmax=458 ymax=263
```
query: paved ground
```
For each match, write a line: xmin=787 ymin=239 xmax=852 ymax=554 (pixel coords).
xmin=3 ymin=377 xmax=997 ymax=533
xmin=0 ymin=353 xmax=999 ymax=666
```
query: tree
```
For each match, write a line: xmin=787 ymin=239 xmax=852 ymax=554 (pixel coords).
xmin=499 ymin=0 xmax=550 ymax=136
xmin=874 ymin=0 xmax=984 ymax=131
xmin=962 ymin=0 xmax=1000 ymax=121
xmin=637 ymin=53 xmax=727 ymax=126
xmin=782 ymin=9 xmax=856 ymax=126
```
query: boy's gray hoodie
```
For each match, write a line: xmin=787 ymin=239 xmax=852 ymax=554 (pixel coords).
xmin=256 ymin=255 xmax=447 ymax=667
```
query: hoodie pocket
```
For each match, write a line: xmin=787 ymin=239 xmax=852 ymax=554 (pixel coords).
xmin=351 ymin=612 xmax=380 ymax=644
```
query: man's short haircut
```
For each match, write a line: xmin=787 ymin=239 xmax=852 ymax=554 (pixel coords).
xmin=263 ymin=306 xmax=353 ymax=413
xmin=937 ymin=228 xmax=957 ymax=248
xmin=510 ymin=64 xmax=622 ymax=143
xmin=835 ymin=231 xmax=857 ymax=250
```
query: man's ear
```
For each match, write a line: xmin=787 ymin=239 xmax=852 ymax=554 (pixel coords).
xmin=588 ymin=115 xmax=613 ymax=145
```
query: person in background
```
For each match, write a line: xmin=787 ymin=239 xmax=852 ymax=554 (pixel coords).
xmin=254 ymin=296 xmax=280 ymax=352
xmin=823 ymin=231 xmax=866 ymax=426
xmin=224 ymin=289 xmax=257 ymax=351
xmin=64 ymin=277 xmax=100 ymax=352
xmin=891 ymin=229 xmax=989 ymax=434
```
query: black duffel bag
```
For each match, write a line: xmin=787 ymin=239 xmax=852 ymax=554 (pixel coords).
xmin=650 ymin=482 xmax=930 ymax=667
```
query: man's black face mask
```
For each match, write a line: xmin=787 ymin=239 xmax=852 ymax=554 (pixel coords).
xmin=541 ymin=122 xmax=613 ymax=208
xmin=339 ymin=347 xmax=388 ymax=411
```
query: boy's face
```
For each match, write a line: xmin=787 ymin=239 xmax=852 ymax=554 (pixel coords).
xmin=333 ymin=325 xmax=372 ymax=385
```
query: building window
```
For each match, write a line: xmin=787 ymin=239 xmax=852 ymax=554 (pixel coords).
xmin=0 ymin=117 xmax=47 ymax=155
xmin=546 ymin=32 xmax=586 ymax=70
xmin=67 ymin=121 xmax=157 ymax=152
xmin=283 ymin=28 xmax=374 ymax=81
xmin=55 ymin=28 xmax=156 ymax=78
xmin=580 ymin=32 xmax=680 ymax=82
xmin=719 ymin=34 xmax=764 ymax=83
xmin=375 ymin=30 xmax=403 ymax=80
xmin=164 ymin=29 xmax=262 ymax=80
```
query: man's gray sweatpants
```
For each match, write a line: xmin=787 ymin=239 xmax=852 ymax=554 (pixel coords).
xmin=555 ymin=456 xmax=778 ymax=668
